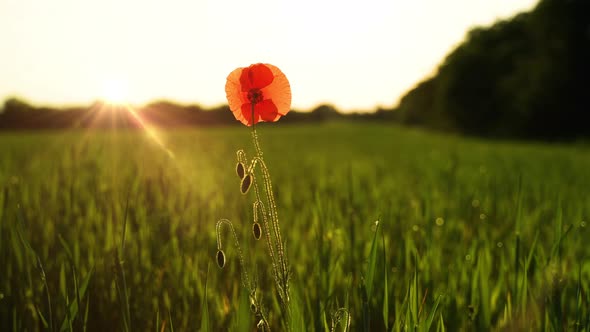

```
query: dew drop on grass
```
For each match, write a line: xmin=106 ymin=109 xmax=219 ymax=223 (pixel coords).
xmin=216 ymin=250 xmax=226 ymax=269
xmin=325 ymin=230 xmax=334 ymax=240
xmin=436 ymin=217 xmax=445 ymax=226
xmin=236 ymin=162 xmax=245 ymax=179
xmin=240 ymin=174 xmax=252 ymax=194
xmin=252 ymin=222 xmax=262 ymax=240
xmin=412 ymin=225 xmax=419 ymax=232
xmin=480 ymin=213 xmax=487 ymax=220
xmin=465 ymin=254 xmax=472 ymax=261
xmin=370 ymin=220 xmax=380 ymax=232
xmin=581 ymin=221 xmax=586 ymax=228
xmin=471 ymin=199 xmax=480 ymax=208
xmin=497 ymin=242 xmax=503 ymax=248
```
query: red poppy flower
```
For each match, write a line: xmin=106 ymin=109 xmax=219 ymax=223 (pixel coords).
xmin=226 ymin=63 xmax=291 ymax=126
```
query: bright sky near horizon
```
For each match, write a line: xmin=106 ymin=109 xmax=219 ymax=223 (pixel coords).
xmin=1 ymin=0 xmax=538 ymax=112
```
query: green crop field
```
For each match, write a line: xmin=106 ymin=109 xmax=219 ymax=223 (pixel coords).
xmin=1 ymin=122 xmax=589 ymax=331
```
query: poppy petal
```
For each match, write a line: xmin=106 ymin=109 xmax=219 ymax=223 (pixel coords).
xmin=233 ymin=106 xmax=248 ymax=126
xmin=262 ymin=64 xmax=291 ymax=116
xmin=240 ymin=102 xmax=261 ymax=126
xmin=256 ymin=99 xmax=279 ymax=122
xmin=240 ymin=63 xmax=274 ymax=91
xmin=226 ymin=67 xmax=248 ymax=122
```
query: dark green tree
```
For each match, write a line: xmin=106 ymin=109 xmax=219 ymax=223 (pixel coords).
xmin=397 ymin=0 xmax=590 ymax=139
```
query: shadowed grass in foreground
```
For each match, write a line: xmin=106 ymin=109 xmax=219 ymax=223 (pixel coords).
xmin=0 ymin=123 xmax=589 ymax=331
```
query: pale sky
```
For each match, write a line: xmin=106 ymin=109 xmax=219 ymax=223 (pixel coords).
xmin=0 ymin=0 xmax=538 ymax=112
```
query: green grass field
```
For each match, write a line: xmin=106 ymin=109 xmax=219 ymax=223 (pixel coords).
xmin=1 ymin=122 xmax=589 ymax=331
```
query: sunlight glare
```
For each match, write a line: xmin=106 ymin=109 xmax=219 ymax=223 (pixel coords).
xmin=122 ymin=104 xmax=175 ymax=159
xmin=100 ymin=76 xmax=130 ymax=104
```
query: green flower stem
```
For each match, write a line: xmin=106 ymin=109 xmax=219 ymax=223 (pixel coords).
xmin=250 ymin=102 xmax=290 ymax=310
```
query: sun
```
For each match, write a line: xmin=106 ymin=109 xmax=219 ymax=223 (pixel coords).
xmin=100 ymin=76 xmax=130 ymax=105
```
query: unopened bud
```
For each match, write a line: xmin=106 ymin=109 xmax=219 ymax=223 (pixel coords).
xmin=216 ymin=250 xmax=226 ymax=269
xmin=252 ymin=222 xmax=262 ymax=240
xmin=240 ymin=174 xmax=252 ymax=194
xmin=236 ymin=162 xmax=245 ymax=179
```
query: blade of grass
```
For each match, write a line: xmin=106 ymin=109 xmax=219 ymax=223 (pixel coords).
xmin=424 ymin=294 xmax=443 ymax=332
xmin=513 ymin=174 xmax=523 ymax=311
xmin=199 ymin=263 xmax=210 ymax=332
xmin=362 ymin=219 xmax=381 ymax=331
xmin=168 ymin=309 xmax=174 ymax=332
xmin=232 ymin=287 xmax=252 ymax=332
xmin=59 ymin=266 xmax=93 ymax=332
xmin=365 ymin=219 xmax=381 ymax=298
xmin=382 ymin=224 xmax=389 ymax=330
xmin=437 ymin=313 xmax=445 ymax=332
xmin=520 ymin=231 xmax=539 ymax=311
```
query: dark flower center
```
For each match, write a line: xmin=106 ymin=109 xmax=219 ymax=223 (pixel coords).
xmin=247 ymin=88 xmax=264 ymax=104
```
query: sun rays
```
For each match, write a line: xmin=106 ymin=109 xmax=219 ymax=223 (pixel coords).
xmin=60 ymin=99 xmax=177 ymax=162
xmin=120 ymin=104 xmax=175 ymax=159
xmin=89 ymin=74 xmax=176 ymax=159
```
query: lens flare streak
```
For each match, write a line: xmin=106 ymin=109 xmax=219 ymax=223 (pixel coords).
xmin=122 ymin=104 xmax=175 ymax=159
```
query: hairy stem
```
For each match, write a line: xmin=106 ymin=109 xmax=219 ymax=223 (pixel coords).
xmin=250 ymin=103 xmax=290 ymax=310
xmin=216 ymin=219 xmax=252 ymax=289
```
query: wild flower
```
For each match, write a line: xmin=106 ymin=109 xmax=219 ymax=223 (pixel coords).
xmin=225 ymin=63 xmax=291 ymax=126
xmin=216 ymin=63 xmax=292 ymax=330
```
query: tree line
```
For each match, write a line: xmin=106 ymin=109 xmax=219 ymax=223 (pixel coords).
xmin=0 ymin=98 xmax=396 ymax=130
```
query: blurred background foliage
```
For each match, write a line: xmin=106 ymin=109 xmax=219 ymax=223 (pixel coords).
xmin=397 ymin=0 xmax=590 ymax=139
